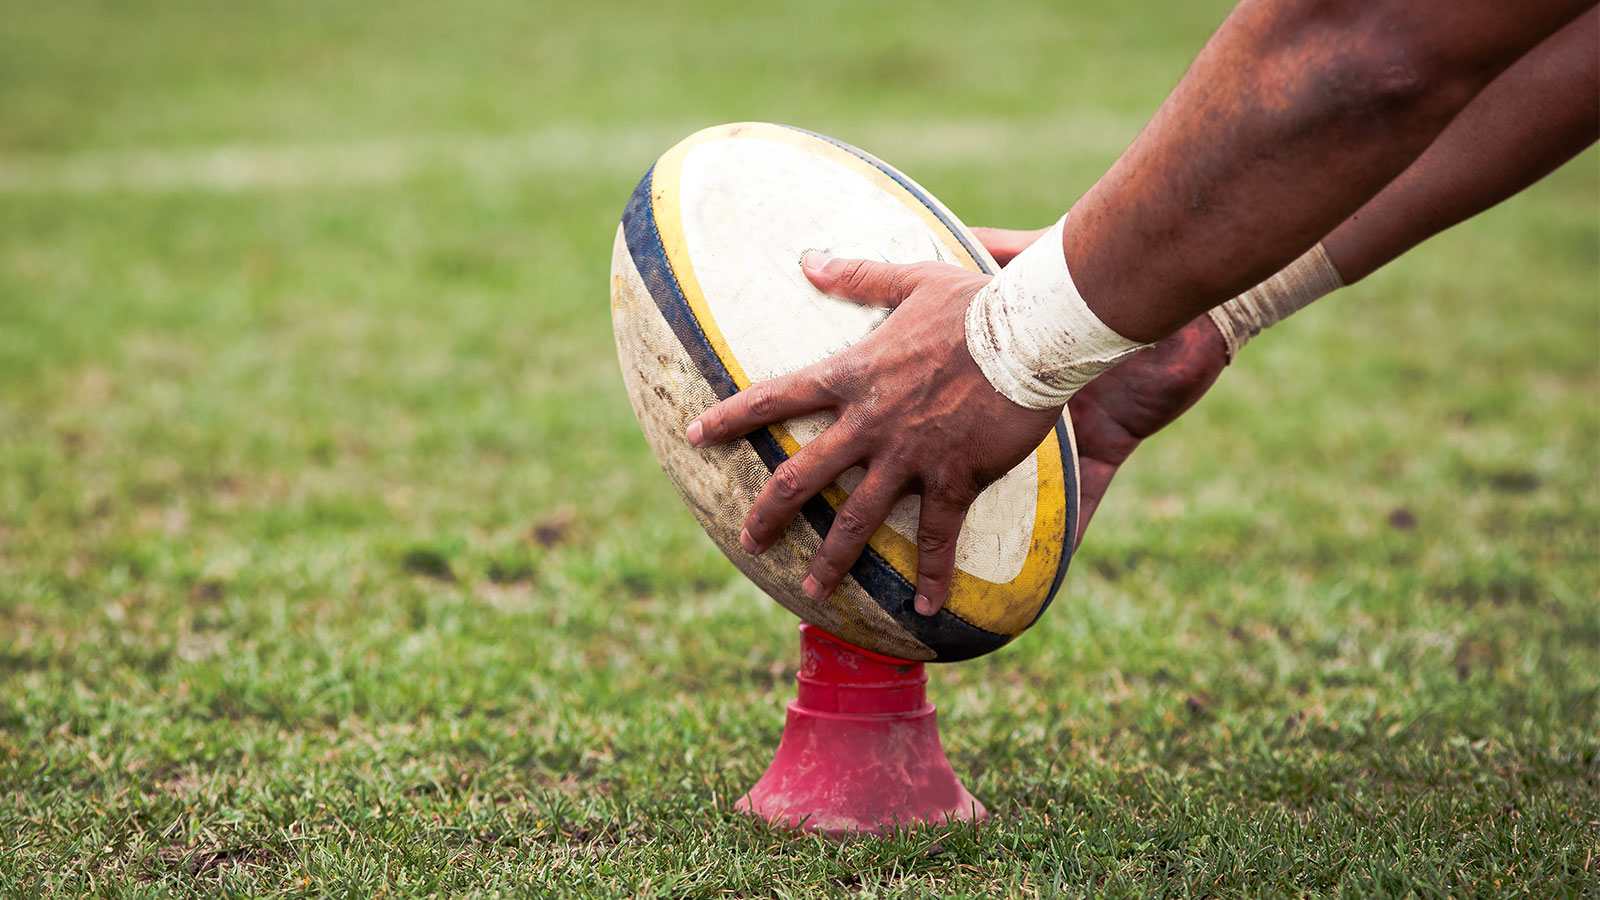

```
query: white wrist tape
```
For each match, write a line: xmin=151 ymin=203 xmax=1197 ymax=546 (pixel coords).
xmin=1207 ymin=242 xmax=1344 ymax=362
xmin=964 ymin=217 xmax=1149 ymax=409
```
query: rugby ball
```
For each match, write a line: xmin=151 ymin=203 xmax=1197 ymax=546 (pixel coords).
xmin=610 ymin=122 xmax=1077 ymax=662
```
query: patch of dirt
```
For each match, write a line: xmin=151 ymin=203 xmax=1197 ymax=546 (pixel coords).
xmin=1386 ymin=508 xmax=1417 ymax=531
xmin=189 ymin=578 xmax=225 ymax=603
xmin=401 ymin=547 xmax=456 ymax=581
xmin=151 ymin=844 xmax=277 ymax=880
xmin=1454 ymin=637 xmax=1498 ymax=681
xmin=531 ymin=506 xmax=577 ymax=547
xmin=486 ymin=560 xmax=535 ymax=585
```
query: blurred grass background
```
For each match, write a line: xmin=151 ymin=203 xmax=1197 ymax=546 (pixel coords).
xmin=0 ymin=1 xmax=1595 ymax=896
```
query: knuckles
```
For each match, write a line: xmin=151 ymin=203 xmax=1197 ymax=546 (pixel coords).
xmin=769 ymin=462 xmax=807 ymax=503
xmin=810 ymin=555 xmax=842 ymax=584
xmin=916 ymin=530 xmax=956 ymax=561
xmin=839 ymin=406 xmax=880 ymax=436
xmin=919 ymin=469 xmax=979 ymax=507
xmin=745 ymin=384 xmax=775 ymax=419
xmin=833 ymin=258 xmax=875 ymax=294
xmin=818 ymin=355 xmax=866 ymax=398
xmin=828 ymin=509 xmax=873 ymax=543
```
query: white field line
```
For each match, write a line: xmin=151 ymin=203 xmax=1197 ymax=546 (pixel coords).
xmin=0 ymin=115 xmax=1144 ymax=195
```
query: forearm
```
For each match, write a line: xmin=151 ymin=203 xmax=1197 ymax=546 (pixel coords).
xmin=1211 ymin=8 xmax=1599 ymax=353
xmin=1064 ymin=0 xmax=1593 ymax=343
xmin=1324 ymin=7 xmax=1600 ymax=282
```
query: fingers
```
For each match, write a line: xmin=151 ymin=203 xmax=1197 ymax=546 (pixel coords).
xmin=740 ymin=423 xmax=862 ymax=556
xmin=1073 ymin=458 xmax=1117 ymax=550
xmin=801 ymin=252 xmax=925 ymax=309
xmin=687 ymin=371 xmax=830 ymax=448
xmin=910 ymin=491 xmax=970 ymax=617
xmin=969 ymin=226 xmax=1050 ymax=267
xmin=801 ymin=469 xmax=905 ymax=603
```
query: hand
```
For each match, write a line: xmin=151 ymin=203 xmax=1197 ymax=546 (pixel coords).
xmin=970 ymin=226 xmax=1229 ymax=547
xmin=968 ymin=226 xmax=1049 ymax=267
xmin=686 ymin=253 xmax=1063 ymax=617
xmin=1064 ymin=315 xmax=1228 ymax=544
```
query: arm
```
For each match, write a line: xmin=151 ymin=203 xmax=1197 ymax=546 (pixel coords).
xmin=1064 ymin=0 xmax=1592 ymax=342
xmin=1060 ymin=6 xmax=1600 ymax=544
xmin=690 ymin=0 xmax=1595 ymax=617
xmin=975 ymin=5 xmax=1600 ymax=280
xmin=1322 ymin=5 xmax=1599 ymax=282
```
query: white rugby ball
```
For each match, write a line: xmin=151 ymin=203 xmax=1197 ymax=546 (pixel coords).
xmin=610 ymin=122 xmax=1077 ymax=662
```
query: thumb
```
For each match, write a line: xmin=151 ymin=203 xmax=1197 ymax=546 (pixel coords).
xmin=801 ymin=252 xmax=919 ymax=309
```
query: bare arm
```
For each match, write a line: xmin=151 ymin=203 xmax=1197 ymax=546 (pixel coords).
xmin=1067 ymin=0 xmax=1593 ymax=342
xmin=691 ymin=0 xmax=1596 ymax=617
xmin=1325 ymin=6 xmax=1600 ymax=281
xmin=977 ymin=10 xmax=1600 ymax=282
xmin=1060 ymin=6 xmax=1600 ymax=543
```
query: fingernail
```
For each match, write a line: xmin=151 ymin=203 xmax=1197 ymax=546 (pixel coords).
xmin=802 ymin=574 xmax=824 ymax=601
xmin=801 ymin=251 xmax=829 ymax=273
xmin=915 ymin=594 xmax=936 ymax=616
xmin=685 ymin=419 xmax=704 ymax=447
xmin=739 ymin=528 xmax=757 ymax=554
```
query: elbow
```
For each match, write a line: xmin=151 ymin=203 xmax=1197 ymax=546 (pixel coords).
xmin=1327 ymin=46 xmax=1465 ymax=120
xmin=1299 ymin=17 xmax=1497 ymax=123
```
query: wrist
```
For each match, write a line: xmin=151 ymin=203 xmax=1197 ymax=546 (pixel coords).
xmin=964 ymin=217 xmax=1151 ymax=410
xmin=1206 ymin=243 xmax=1344 ymax=362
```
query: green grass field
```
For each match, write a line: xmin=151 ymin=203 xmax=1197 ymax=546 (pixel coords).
xmin=2 ymin=1 xmax=1596 ymax=896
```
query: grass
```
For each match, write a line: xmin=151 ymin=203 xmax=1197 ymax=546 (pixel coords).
xmin=1 ymin=0 xmax=1596 ymax=896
